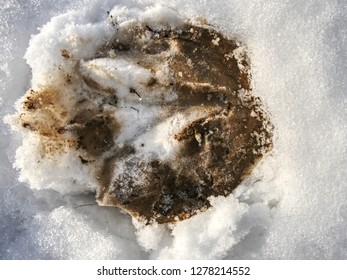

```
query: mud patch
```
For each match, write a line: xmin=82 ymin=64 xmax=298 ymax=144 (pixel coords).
xmin=14 ymin=18 xmax=272 ymax=223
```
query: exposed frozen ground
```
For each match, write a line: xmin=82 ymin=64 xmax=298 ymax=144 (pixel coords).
xmin=1 ymin=0 xmax=347 ymax=259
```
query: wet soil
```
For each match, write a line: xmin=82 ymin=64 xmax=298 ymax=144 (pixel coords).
xmin=18 ymin=23 xmax=273 ymax=223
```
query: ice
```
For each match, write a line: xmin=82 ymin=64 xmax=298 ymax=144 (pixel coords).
xmin=1 ymin=0 xmax=347 ymax=259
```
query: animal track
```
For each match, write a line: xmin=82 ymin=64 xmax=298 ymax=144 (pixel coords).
xmin=17 ymin=20 xmax=273 ymax=223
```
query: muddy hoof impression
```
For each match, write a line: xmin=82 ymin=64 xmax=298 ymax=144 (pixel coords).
xmin=19 ymin=20 xmax=273 ymax=223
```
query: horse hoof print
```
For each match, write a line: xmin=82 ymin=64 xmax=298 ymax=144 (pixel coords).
xmin=14 ymin=7 xmax=273 ymax=224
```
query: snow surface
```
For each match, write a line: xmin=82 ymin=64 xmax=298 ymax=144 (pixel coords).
xmin=1 ymin=0 xmax=347 ymax=259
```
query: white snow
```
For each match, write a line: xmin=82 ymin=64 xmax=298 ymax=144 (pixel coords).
xmin=1 ymin=0 xmax=347 ymax=260
xmin=13 ymin=133 xmax=96 ymax=194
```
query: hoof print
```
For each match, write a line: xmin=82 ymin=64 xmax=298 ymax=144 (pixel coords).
xmin=17 ymin=16 xmax=273 ymax=223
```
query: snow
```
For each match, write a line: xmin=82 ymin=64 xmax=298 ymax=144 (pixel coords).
xmin=1 ymin=0 xmax=347 ymax=259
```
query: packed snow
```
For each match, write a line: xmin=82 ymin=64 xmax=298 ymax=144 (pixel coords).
xmin=1 ymin=0 xmax=347 ymax=259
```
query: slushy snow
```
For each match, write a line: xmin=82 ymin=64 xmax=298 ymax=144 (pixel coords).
xmin=1 ymin=0 xmax=347 ymax=259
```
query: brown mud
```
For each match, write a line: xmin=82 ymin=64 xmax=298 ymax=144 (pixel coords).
xmin=18 ymin=23 xmax=273 ymax=223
